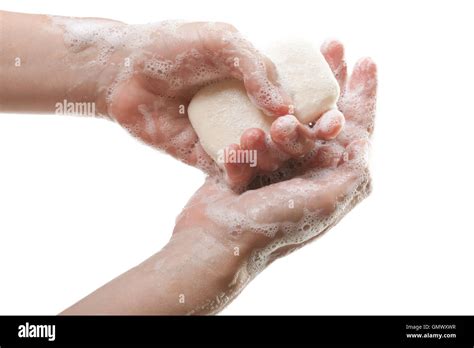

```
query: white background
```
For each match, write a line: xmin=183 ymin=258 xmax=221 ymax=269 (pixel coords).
xmin=1 ymin=0 xmax=473 ymax=315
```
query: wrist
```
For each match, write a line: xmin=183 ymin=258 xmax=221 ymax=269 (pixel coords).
xmin=170 ymin=207 xmax=278 ymax=314
xmin=49 ymin=16 xmax=129 ymax=117
xmin=166 ymin=223 xmax=267 ymax=314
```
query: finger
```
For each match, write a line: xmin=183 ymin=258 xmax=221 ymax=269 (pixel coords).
xmin=206 ymin=27 xmax=292 ymax=116
xmin=240 ymin=128 xmax=267 ymax=151
xmin=196 ymin=23 xmax=290 ymax=116
xmin=345 ymin=139 xmax=370 ymax=164
xmin=240 ymin=128 xmax=280 ymax=172
xmin=223 ymin=143 xmax=256 ymax=189
xmin=270 ymin=115 xmax=315 ymax=157
xmin=299 ymin=109 xmax=345 ymax=140
xmin=309 ymin=143 xmax=345 ymax=169
xmin=321 ymin=39 xmax=347 ymax=97
xmin=341 ymin=57 xmax=377 ymax=132
xmin=238 ymin=52 xmax=293 ymax=116
xmin=314 ymin=109 xmax=345 ymax=139
xmin=348 ymin=57 xmax=377 ymax=99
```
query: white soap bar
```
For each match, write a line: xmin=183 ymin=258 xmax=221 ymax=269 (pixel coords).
xmin=266 ymin=41 xmax=340 ymax=123
xmin=188 ymin=40 xmax=339 ymax=163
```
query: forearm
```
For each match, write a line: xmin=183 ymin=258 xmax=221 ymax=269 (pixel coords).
xmin=0 ymin=11 xmax=122 ymax=115
xmin=61 ymin=227 xmax=254 ymax=315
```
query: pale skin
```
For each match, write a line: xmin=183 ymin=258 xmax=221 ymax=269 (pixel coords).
xmin=0 ymin=10 xmax=344 ymax=189
xmin=0 ymin=11 xmax=377 ymax=314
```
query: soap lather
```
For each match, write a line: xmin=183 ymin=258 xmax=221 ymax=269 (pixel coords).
xmin=188 ymin=40 xmax=341 ymax=165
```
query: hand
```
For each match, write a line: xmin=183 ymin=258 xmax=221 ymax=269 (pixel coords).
xmin=0 ymin=12 xmax=343 ymax=188
xmin=172 ymin=40 xmax=377 ymax=313
xmin=99 ymin=21 xmax=291 ymax=174
xmin=98 ymin=21 xmax=343 ymax=186
xmin=62 ymin=39 xmax=377 ymax=316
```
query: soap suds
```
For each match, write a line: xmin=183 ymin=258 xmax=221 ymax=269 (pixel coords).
xmin=193 ymin=153 xmax=371 ymax=314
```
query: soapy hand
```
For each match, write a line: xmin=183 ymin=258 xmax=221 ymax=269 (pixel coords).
xmin=1 ymin=13 xmax=344 ymax=188
xmin=0 ymin=11 xmax=376 ymax=315
xmin=97 ymin=21 xmax=343 ymax=186
xmin=172 ymin=42 xmax=377 ymax=313
xmin=60 ymin=39 xmax=376 ymax=316
xmin=99 ymin=21 xmax=292 ymax=174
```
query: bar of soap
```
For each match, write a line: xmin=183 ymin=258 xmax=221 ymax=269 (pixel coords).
xmin=188 ymin=40 xmax=339 ymax=164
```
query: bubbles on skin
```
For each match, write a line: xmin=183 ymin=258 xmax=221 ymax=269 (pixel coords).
xmin=187 ymin=268 xmax=251 ymax=315
xmin=188 ymin=292 xmax=232 ymax=315
xmin=271 ymin=116 xmax=307 ymax=155
xmin=50 ymin=16 xmax=160 ymax=105
xmin=253 ymin=78 xmax=284 ymax=112
xmin=312 ymin=141 xmax=345 ymax=168
xmin=207 ymin=204 xmax=280 ymax=238
xmin=214 ymin=27 xmax=286 ymax=113
xmin=339 ymin=93 xmax=376 ymax=136
xmin=265 ymin=134 xmax=290 ymax=163
xmin=123 ymin=122 xmax=141 ymax=138
xmin=137 ymin=104 xmax=157 ymax=136
xmin=51 ymin=17 xmax=289 ymax=183
xmin=194 ymin=144 xmax=219 ymax=175
xmin=52 ymin=17 xmax=375 ymax=314
xmin=317 ymin=109 xmax=343 ymax=137
xmin=207 ymin=144 xmax=370 ymax=233
xmin=243 ymin=151 xmax=372 ymax=283
xmin=186 ymin=39 xmax=344 ymax=187
xmin=192 ymin=153 xmax=371 ymax=314
xmin=143 ymin=58 xmax=175 ymax=81
xmin=51 ymin=18 xmax=203 ymax=104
